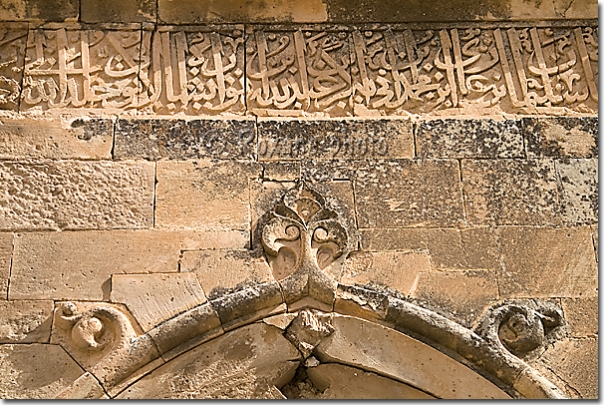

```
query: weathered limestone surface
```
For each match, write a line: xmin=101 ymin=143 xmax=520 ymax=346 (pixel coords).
xmin=0 ymin=300 xmax=53 ymax=343
xmin=524 ymin=117 xmax=598 ymax=159
xmin=155 ymin=160 xmax=261 ymax=230
xmin=0 ymin=23 xmax=26 ymax=112
xmin=0 ymin=233 xmax=12 ymax=299
xmin=355 ymin=160 xmax=465 ymax=228
xmin=0 ymin=161 xmax=154 ymax=231
xmin=111 ymin=273 xmax=207 ymax=331
xmin=257 ymin=119 xmax=413 ymax=161
xmin=55 ymin=372 xmax=108 ymax=399
xmin=116 ymin=323 xmax=301 ymax=398
xmin=114 ymin=119 xmax=256 ymax=161
xmin=416 ymin=119 xmax=524 ymax=159
xmin=306 ymin=363 xmax=434 ymax=399
xmin=561 ymin=297 xmax=598 ymax=337
xmin=462 ymin=159 xmax=561 ymax=226
xmin=0 ymin=118 xmax=113 ymax=160
xmin=498 ymin=227 xmax=597 ymax=298
xmin=0 ymin=344 xmax=85 ymax=399
xmin=0 ymin=0 xmax=79 ymax=20
xmin=8 ymin=230 xmax=244 ymax=301
xmin=557 ymin=159 xmax=598 ymax=225
xmin=181 ymin=249 xmax=274 ymax=300
xmin=81 ymin=0 xmax=155 ymax=22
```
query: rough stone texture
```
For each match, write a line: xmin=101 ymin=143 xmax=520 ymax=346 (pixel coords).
xmin=355 ymin=160 xmax=465 ymax=228
xmin=498 ymin=227 xmax=597 ymax=298
xmin=416 ymin=119 xmax=524 ymax=159
xmin=117 ymin=323 xmax=301 ymax=398
xmin=158 ymin=0 xmax=328 ymax=23
xmin=155 ymin=160 xmax=261 ymax=230
xmin=462 ymin=159 xmax=562 ymax=226
xmin=315 ymin=315 xmax=510 ymax=399
xmin=0 ymin=344 xmax=85 ymax=399
xmin=0 ymin=118 xmax=113 ymax=160
xmin=360 ymin=227 xmax=500 ymax=270
xmin=340 ymin=250 xmax=431 ymax=296
xmin=9 ymin=230 xmax=244 ymax=301
xmin=0 ymin=23 xmax=27 ymax=112
xmin=0 ymin=233 xmax=12 ymax=299
xmin=561 ymin=297 xmax=598 ymax=337
xmin=114 ymin=118 xmax=256 ymax=161
xmin=111 ymin=273 xmax=208 ymax=331
xmin=591 ymin=224 xmax=598 ymax=260
xmin=0 ymin=300 xmax=53 ymax=343
xmin=306 ymin=363 xmax=434 ymax=398
xmin=0 ymin=161 xmax=154 ymax=231
xmin=262 ymin=162 xmax=300 ymax=181
xmin=257 ymin=119 xmax=413 ymax=161
xmin=0 ymin=0 xmax=79 ymax=21
xmin=81 ymin=0 xmax=155 ymax=22
xmin=557 ymin=159 xmax=598 ymax=225
xmin=181 ymin=249 xmax=274 ymax=300
xmin=55 ymin=372 xmax=108 ymax=399
xmin=537 ymin=338 xmax=598 ymax=399
xmin=524 ymin=117 xmax=598 ymax=159
xmin=412 ymin=270 xmax=499 ymax=327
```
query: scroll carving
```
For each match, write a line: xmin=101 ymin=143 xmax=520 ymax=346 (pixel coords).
xmin=262 ymin=183 xmax=349 ymax=308
xmin=476 ymin=302 xmax=563 ymax=357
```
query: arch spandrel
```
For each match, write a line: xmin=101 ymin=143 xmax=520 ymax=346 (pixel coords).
xmin=51 ymin=183 xmax=568 ymax=400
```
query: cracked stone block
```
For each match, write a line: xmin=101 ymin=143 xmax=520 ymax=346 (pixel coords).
xmin=0 ymin=118 xmax=113 ymax=160
xmin=0 ymin=161 xmax=154 ymax=231
xmin=0 ymin=300 xmax=53 ymax=343
xmin=81 ymin=0 xmax=156 ymax=22
xmin=523 ymin=117 xmax=598 ymax=159
xmin=0 ymin=232 xmax=11 ymax=299
xmin=557 ymin=159 xmax=598 ymax=225
xmin=117 ymin=323 xmax=301 ymax=398
xmin=155 ymin=160 xmax=262 ymax=230
xmin=111 ymin=273 xmax=208 ymax=331
xmin=55 ymin=372 xmax=108 ymax=399
xmin=498 ymin=227 xmax=597 ymax=298
xmin=561 ymin=297 xmax=598 ymax=337
xmin=360 ymin=227 xmax=500 ymax=270
xmin=355 ymin=160 xmax=465 ymax=228
xmin=181 ymin=249 xmax=275 ymax=300
xmin=462 ymin=159 xmax=562 ymax=226
xmin=257 ymin=118 xmax=413 ymax=161
xmin=114 ymin=118 xmax=256 ymax=161
xmin=416 ymin=118 xmax=524 ymax=159
xmin=9 ymin=230 xmax=238 ymax=301
xmin=0 ymin=344 xmax=85 ymax=399
xmin=411 ymin=270 xmax=499 ymax=328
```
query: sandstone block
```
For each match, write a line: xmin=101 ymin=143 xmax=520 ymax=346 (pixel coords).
xmin=557 ymin=159 xmax=598 ymax=225
xmin=0 ymin=233 xmax=12 ymax=299
xmin=0 ymin=344 xmax=84 ymax=399
xmin=561 ymin=297 xmax=598 ymax=337
xmin=257 ymin=118 xmax=413 ymax=161
xmin=416 ymin=118 xmax=524 ymax=159
xmin=114 ymin=118 xmax=256 ymax=161
xmin=360 ymin=227 xmax=500 ymax=270
xmin=0 ymin=118 xmax=113 ymax=160
xmin=340 ymin=250 xmax=431 ymax=296
xmin=334 ymin=284 xmax=391 ymax=323
xmin=0 ymin=23 xmax=27 ymax=111
xmin=9 ymin=230 xmax=241 ymax=301
xmin=181 ymin=249 xmax=274 ymax=300
xmin=355 ymin=160 xmax=465 ymax=228
xmin=462 ymin=159 xmax=561 ymax=226
xmin=155 ymin=160 xmax=261 ymax=230
xmin=81 ymin=0 xmax=155 ymax=22
xmin=523 ymin=117 xmax=598 ymax=158
xmin=591 ymin=224 xmax=598 ymax=260
xmin=55 ymin=372 xmax=108 ymax=399
xmin=0 ymin=300 xmax=53 ymax=343
xmin=498 ymin=227 xmax=597 ymax=298
xmin=0 ymin=161 xmax=154 ymax=231
xmin=111 ymin=273 xmax=207 ymax=331
xmin=262 ymin=162 xmax=301 ymax=181
xmin=0 ymin=0 xmax=78 ymax=20
xmin=117 ymin=323 xmax=301 ymax=398
xmin=412 ymin=270 xmax=498 ymax=327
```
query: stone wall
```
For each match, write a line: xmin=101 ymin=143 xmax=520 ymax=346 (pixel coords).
xmin=0 ymin=0 xmax=598 ymax=399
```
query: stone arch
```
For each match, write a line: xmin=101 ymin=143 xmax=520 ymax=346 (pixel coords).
xmin=50 ymin=182 xmax=567 ymax=399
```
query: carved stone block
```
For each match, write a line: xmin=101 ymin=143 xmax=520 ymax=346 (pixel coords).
xmin=246 ymin=27 xmax=352 ymax=117
xmin=0 ymin=23 xmax=27 ymax=111
xmin=138 ymin=26 xmax=245 ymax=115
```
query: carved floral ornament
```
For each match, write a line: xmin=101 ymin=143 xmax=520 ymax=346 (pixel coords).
xmin=49 ymin=184 xmax=568 ymax=399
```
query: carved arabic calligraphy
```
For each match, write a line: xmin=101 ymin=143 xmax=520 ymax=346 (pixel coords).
xmin=0 ymin=24 xmax=27 ymax=111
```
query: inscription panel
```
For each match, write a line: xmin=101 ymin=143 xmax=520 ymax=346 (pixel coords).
xmin=0 ymin=23 xmax=27 ymax=111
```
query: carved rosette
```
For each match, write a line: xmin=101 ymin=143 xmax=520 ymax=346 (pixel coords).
xmin=262 ymin=183 xmax=348 ymax=309
xmin=477 ymin=303 xmax=563 ymax=357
